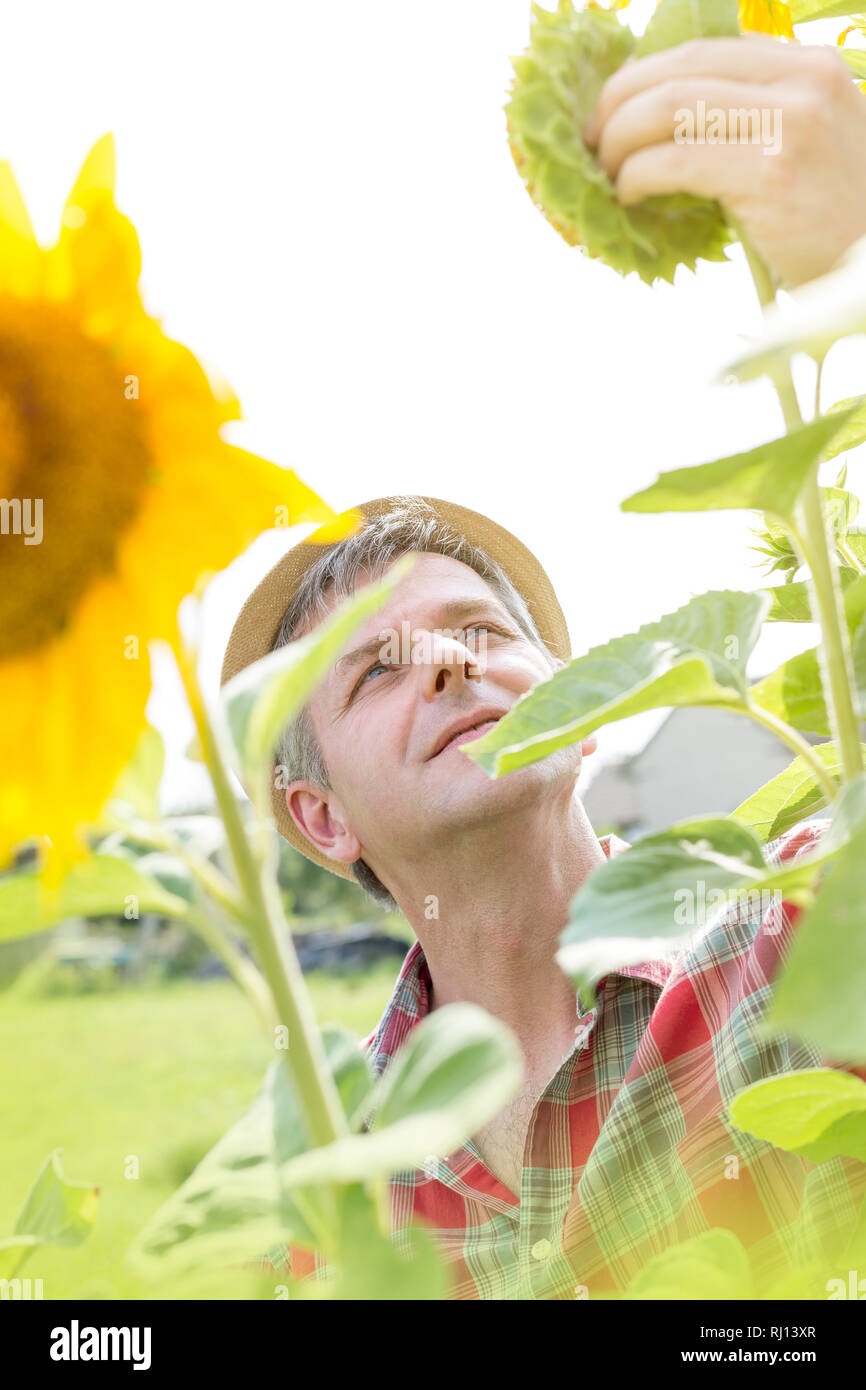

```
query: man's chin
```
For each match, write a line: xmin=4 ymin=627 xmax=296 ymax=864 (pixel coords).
xmin=426 ymin=747 xmax=567 ymax=816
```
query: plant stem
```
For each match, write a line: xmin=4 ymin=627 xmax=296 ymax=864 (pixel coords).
xmin=814 ymin=356 xmax=824 ymax=421
xmin=739 ymin=702 xmax=839 ymax=804
xmin=731 ymin=219 xmax=864 ymax=785
xmin=174 ymin=639 xmax=349 ymax=1152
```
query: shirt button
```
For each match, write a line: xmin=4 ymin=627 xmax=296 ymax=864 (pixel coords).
xmin=531 ymin=1239 xmax=552 ymax=1261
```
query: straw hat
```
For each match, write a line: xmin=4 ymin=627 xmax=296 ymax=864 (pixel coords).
xmin=220 ymin=495 xmax=571 ymax=879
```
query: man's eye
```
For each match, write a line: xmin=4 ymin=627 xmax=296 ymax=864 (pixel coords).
xmin=466 ymin=623 xmax=500 ymax=643
xmin=360 ymin=661 xmax=389 ymax=684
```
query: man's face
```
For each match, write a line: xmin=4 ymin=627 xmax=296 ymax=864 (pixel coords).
xmin=285 ymin=551 xmax=594 ymax=879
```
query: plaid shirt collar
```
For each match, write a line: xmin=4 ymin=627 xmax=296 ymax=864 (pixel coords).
xmin=365 ymin=833 xmax=673 ymax=1080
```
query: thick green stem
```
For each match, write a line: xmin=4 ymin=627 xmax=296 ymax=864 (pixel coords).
xmin=732 ymin=220 xmax=864 ymax=785
xmin=175 ymin=640 xmax=348 ymax=1152
xmin=795 ymin=479 xmax=864 ymax=781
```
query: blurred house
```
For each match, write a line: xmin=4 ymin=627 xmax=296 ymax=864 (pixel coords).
xmin=583 ymin=705 xmax=822 ymax=841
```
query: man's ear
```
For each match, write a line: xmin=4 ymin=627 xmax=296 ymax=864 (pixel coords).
xmin=284 ymin=781 xmax=362 ymax=865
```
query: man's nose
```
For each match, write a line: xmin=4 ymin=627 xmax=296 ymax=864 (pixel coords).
xmin=419 ymin=633 xmax=484 ymax=699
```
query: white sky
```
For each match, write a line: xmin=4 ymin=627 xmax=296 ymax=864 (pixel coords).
xmin=4 ymin=0 xmax=864 ymax=805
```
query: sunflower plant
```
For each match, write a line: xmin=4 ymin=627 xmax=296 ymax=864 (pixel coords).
xmin=0 ymin=136 xmax=524 ymax=1301
xmin=463 ymin=0 xmax=866 ymax=1297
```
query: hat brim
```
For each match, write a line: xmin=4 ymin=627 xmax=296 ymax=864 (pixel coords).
xmin=220 ymin=495 xmax=571 ymax=881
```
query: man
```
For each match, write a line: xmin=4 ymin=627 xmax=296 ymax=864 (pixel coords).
xmin=222 ymin=38 xmax=866 ymax=1299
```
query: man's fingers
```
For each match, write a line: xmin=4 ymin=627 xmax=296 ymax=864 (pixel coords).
xmin=596 ymin=76 xmax=780 ymax=180
xmin=584 ymin=34 xmax=797 ymax=146
xmin=615 ymin=136 xmax=756 ymax=207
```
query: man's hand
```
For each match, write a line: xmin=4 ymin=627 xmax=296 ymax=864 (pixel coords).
xmin=583 ymin=34 xmax=866 ymax=287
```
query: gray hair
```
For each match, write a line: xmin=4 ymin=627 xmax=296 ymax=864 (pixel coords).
xmin=271 ymin=498 xmax=555 ymax=910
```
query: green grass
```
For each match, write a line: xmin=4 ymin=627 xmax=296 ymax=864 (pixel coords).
xmin=0 ymin=963 xmax=401 ymax=1299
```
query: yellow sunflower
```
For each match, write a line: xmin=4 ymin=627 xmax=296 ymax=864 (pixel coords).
xmin=0 ymin=134 xmax=345 ymax=880
xmin=738 ymin=0 xmax=795 ymax=38
xmin=612 ymin=0 xmax=796 ymax=37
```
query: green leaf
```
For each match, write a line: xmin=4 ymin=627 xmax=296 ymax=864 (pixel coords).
xmin=559 ymin=778 xmax=866 ymax=1005
xmin=728 ymin=1069 xmax=866 ymax=1164
xmin=466 ymin=590 xmax=766 ymax=778
xmin=763 ymin=568 xmax=861 ymax=622
xmin=105 ymin=724 xmax=165 ymax=820
xmin=764 ymin=786 xmax=866 ymax=1060
xmin=789 ymin=0 xmax=865 ymax=21
xmin=323 ymin=1024 xmax=376 ymax=1131
xmin=823 ymin=395 xmax=866 ymax=461
xmin=625 ymin=1228 xmax=754 ymax=1300
xmin=732 ymin=742 xmax=857 ymax=841
xmin=824 ymin=485 xmax=859 ymax=543
xmin=844 ymin=529 xmax=866 ymax=570
xmin=0 ymin=1151 xmax=99 ymax=1279
xmin=621 ymin=410 xmax=861 ymax=523
xmin=751 ymin=648 xmax=830 ymax=735
xmin=128 ymin=1032 xmax=374 ymax=1279
xmin=278 ymin=1004 xmax=523 ymax=1187
xmin=222 ymin=556 xmax=415 ymax=784
xmin=0 ymin=854 xmax=190 ymax=943
xmin=840 ymin=46 xmax=866 ymax=81
xmin=723 ymin=234 xmax=866 ymax=383
xmin=556 ymin=815 xmax=819 ymax=1005
xmin=326 ymin=1185 xmax=450 ymax=1301
xmin=505 ymin=0 xmax=737 ymax=287
xmin=751 ymin=574 xmax=866 ymax=733
xmin=636 ymin=0 xmax=741 ymax=55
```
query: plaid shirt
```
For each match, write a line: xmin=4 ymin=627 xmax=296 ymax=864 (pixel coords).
xmin=284 ymin=821 xmax=866 ymax=1299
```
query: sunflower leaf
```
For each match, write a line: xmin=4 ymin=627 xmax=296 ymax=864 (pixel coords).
xmin=637 ymin=0 xmax=742 ymax=56
xmin=278 ymin=1004 xmax=523 ymax=1187
xmin=751 ymin=575 xmax=866 ymax=732
xmin=0 ymin=1150 xmax=99 ymax=1280
xmin=763 ymin=568 xmax=861 ymax=622
xmin=621 ymin=409 xmax=862 ymax=523
xmin=465 ymin=590 xmax=767 ymax=778
xmin=624 ymin=1228 xmax=754 ymax=1300
xmin=0 ymin=854 xmax=190 ymax=942
xmin=788 ymin=0 xmax=864 ymax=20
xmin=823 ymin=395 xmax=866 ymax=461
xmin=762 ymin=776 xmax=866 ymax=1059
xmin=129 ymin=1027 xmax=374 ymax=1279
xmin=731 ymin=742 xmax=859 ymax=841
xmin=728 ymin=1069 xmax=866 ymax=1163
xmin=555 ymin=814 xmax=822 ymax=1006
xmin=723 ymin=234 xmax=866 ymax=382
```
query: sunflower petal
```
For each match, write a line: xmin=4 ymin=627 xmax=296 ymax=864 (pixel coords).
xmin=45 ymin=134 xmax=142 ymax=333
xmin=116 ymin=445 xmax=343 ymax=643
xmin=65 ymin=132 xmax=116 ymax=207
xmin=0 ymin=162 xmax=42 ymax=296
